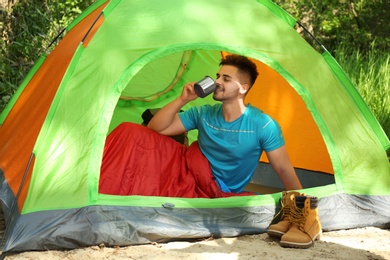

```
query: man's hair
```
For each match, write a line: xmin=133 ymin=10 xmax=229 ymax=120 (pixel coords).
xmin=219 ymin=54 xmax=259 ymax=87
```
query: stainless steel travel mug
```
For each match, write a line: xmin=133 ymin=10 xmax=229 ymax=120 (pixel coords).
xmin=194 ymin=76 xmax=216 ymax=98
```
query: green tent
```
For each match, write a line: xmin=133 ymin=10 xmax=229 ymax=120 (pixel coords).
xmin=0 ymin=0 xmax=389 ymax=254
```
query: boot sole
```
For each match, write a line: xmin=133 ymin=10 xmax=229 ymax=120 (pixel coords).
xmin=280 ymin=232 xmax=322 ymax=249
xmin=267 ymin=229 xmax=285 ymax=238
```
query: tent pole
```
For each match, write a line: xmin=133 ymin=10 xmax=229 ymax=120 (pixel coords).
xmin=296 ymin=20 xmax=328 ymax=53
xmin=46 ymin=9 xmax=104 ymax=51
xmin=46 ymin=27 xmax=67 ymax=50
xmin=81 ymin=11 xmax=104 ymax=43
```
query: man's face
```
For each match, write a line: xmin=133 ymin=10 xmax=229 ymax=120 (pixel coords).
xmin=213 ymin=65 xmax=244 ymax=102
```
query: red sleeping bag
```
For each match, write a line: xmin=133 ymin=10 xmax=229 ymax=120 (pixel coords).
xmin=99 ymin=122 xmax=255 ymax=198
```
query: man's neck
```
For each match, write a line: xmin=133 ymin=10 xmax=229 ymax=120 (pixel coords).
xmin=221 ymin=100 xmax=247 ymax=122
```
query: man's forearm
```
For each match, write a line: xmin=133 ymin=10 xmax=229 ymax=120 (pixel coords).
xmin=147 ymin=97 xmax=187 ymax=133
xmin=282 ymin=171 xmax=303 ymax=190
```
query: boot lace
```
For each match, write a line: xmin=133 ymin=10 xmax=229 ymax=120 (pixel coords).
xmin=290 ymin=205 xmax=315 ymax=246
xmin=268 ymin=197 xmax=290 ymax=227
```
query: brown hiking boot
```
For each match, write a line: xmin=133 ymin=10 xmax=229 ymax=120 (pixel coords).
xmin=267 ymin=191 xmax=303 ymax=238
xmin=280 ymin=195 xmax=322 ymax=249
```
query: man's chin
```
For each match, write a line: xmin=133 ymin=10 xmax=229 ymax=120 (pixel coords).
xmin=212 ymin=93 xmax=221 ymax=101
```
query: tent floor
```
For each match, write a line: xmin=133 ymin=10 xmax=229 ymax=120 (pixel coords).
xmin=244 ymin=183 xmax=283 ymax=194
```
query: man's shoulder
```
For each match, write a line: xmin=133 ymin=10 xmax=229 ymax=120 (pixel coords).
xmin=247 ymin=104 xmax=279 ymax=126
xmin=247 ymin=104 xmax=262 ymax=114
xmin=247 ymin=104 xmax=269 ymax=118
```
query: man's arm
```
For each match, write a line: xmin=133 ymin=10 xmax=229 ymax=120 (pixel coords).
xmin=147 ymin=83 xmax=197 ymax=136
xmin=266 ymin=146 xmax=303 ymax=190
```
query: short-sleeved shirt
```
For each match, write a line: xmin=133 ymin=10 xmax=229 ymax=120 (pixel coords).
xmin=179 ymin=103 xmax=284 ymax=192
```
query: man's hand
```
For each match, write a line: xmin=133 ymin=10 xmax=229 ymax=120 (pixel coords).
xmin=180 ymin=82 xmax=198 ymax=103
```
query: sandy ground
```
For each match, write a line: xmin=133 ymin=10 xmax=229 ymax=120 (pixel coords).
xmin=2 ymin=226 xmax=389 ymax=260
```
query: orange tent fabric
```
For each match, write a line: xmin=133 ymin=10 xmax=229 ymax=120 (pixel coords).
xmin=246 ymin=60 xmax=333 ymax=174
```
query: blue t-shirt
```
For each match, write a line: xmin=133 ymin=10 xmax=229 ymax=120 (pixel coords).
xmin=179 ymin=103 xmax=284 ymax=192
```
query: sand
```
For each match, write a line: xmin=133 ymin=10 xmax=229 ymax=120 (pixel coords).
xmin=3 ymin=226 xmax=389 ymax=260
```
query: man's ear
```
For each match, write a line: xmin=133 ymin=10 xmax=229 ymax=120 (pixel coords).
xmin=239 ymin=83 xmax=250 ymax=94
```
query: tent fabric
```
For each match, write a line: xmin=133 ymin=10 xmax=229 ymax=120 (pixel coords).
xmin=1 ymin=173 xmax=388 ymax=253
xmin=0 ymin=0 xmax=389 ymax=254
xmin=246 ymin=59 xmax=334 ymax=174
xmin=0 ymin=1 xmax=108 ymax=212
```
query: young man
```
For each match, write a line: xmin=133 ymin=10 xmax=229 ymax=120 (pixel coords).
xmin=148 ymin=54 xmax=302 ymax=192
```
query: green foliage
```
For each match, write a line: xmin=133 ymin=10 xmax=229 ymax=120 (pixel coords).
xmin=0 ymin=0 xmax=94 ymax=111
xmin=275 ymin=0 xmax=390 ymax=53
